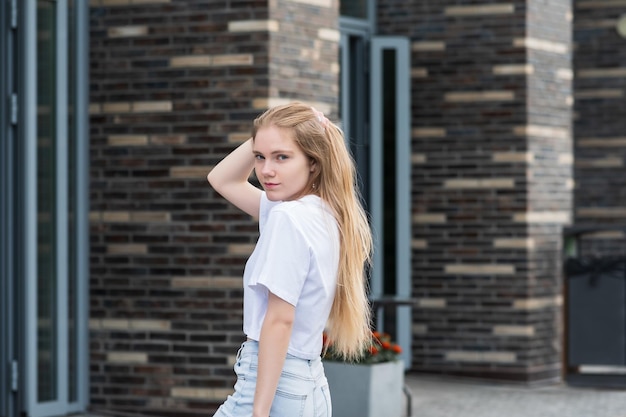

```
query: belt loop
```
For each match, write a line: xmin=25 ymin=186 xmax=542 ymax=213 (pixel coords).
xmin=236 ymin=341 xmax=246 ymax=361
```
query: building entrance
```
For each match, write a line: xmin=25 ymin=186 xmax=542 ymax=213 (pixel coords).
xmin=1 ymin=2 xmax=89 ymax=416
xmin=339 ymin=2 xmax=412 ymax=367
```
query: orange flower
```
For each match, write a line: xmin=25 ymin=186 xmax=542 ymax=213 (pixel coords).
xmin=322 ymin=330 xmax=402 ymax=364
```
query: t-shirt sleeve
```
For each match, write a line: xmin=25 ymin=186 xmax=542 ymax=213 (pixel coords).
xmin=258 ymin=192 xmax=281 ymax=232
xmin=247 ymin=209 xmax=310 ymax=306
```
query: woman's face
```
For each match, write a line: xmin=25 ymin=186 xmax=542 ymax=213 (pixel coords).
xmin=253 ymin=125 xmax=314 ymax=201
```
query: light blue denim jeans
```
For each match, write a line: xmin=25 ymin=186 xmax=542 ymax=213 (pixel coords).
xmin=213 ymin=340 xmax=332 ymax=417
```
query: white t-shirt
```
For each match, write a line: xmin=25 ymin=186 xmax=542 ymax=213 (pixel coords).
xmin=242 ymin=192 xmax=339 ymax=360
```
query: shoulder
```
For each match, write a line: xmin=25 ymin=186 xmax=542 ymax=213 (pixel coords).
xmin=265 ymin=202 xmax=307 ymax=232
xmin=270 ymin=195 xmax=329 ymax=221
xmin=267 ymin=196 xmax=338 ymax=244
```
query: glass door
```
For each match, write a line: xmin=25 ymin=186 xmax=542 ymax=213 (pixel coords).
xmin=339 ymin=26 xmax=370 ymax=205
xmin=339 ymin=3 xmax=411 ymax=367
xmin=369 ymin=37 xmax=411 ymax=367
xmin=2 ymin=0 xmax=18 ymax=415
xmin=20 ymin=1 xmax=89 ymax=416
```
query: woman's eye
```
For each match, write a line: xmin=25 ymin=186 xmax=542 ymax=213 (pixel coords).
xmin=254 ymin=154 xmax=264 ymax=160
xmin=277 ymin=155 xmax=288 ymax=161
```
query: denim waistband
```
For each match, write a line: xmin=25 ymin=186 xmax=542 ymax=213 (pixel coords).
xmin=236 ymin=340 xmax=326 ymax=380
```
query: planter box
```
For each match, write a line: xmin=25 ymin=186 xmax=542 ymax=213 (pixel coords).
xmin=323 ymin=360 xmax=404 ymax=417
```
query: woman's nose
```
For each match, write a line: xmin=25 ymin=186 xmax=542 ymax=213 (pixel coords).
xmin=261 ymin=161 xmax=274 ymax=176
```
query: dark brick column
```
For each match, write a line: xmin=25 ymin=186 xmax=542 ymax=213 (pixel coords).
xmin=88 ymin=0 xmax=338 ymax=415
xmin=574 ymin=2 xmax=626 ymax=248
xmin=378 ymin=0 xmax=573 ymax=382
xmin=267 ymin=0 xmax=340 ymax=116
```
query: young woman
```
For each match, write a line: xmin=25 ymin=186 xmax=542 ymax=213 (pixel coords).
xmin=207 ymin=102 xmax=372 ymax=417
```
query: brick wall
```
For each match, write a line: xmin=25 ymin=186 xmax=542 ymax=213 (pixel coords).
xmin=88 ymin=0 xmax=338 ymax=415
xmin=573 ymin=2 xmax=626 ymax=254
xmin=378 ymin=0 xmax=572 ymax=382
xmin=268 ymin=0 xmax=339 ymax=115
xmin=525 ymin=0 xmax=573 ymax=381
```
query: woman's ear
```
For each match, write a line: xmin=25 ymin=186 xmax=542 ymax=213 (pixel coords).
xmin=309 ymin=159 xmax=317 ymax=173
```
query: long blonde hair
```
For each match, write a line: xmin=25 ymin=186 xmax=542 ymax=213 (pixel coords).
xmin=252 ymin=102 xmax=373 ymax=361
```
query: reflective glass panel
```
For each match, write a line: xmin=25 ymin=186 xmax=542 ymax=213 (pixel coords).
xmin=68 ymin=0 xmax=78 ymax=402
xmin=37 ymin=0 xmax=58 ymax=402
xmin=340 ymin=0 xmax=368 ymax=19
xmin=382 ymin=49 xmax=397 ymax=296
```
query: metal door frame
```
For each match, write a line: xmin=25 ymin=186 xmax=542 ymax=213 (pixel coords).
xmin=339 ymin=21 xmax=370 ymax=203
xmin=369 ymin=36 xmax=412 ymax=368
xmin=20 ymin=1 xmax=89 ymax=415
xmin=339 ymin=1 xmax=412 ymax=369
xmin=2 ymin=0 xmax=19 ymax=415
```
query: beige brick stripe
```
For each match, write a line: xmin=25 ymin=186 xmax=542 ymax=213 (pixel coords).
xmin=575 ymin=89 xmax=624 ymax=99
xmin=578 ymin=137 xmax=626 ymax=147
xmin=513 ymin=37 xmax=568 ymax=54
xmin=171 ymin=276 xmax=241 ymax=289
xmin=493 ymin=238 xmax=535 ymax=249
xmin=171 ymin=387 xmax=233 ymax=400
xmin=512 ymin=296 xmax=561 ymax=310
xmin=577 ymin=0 xmax=626 ymax=8
xmin=170 ymin=54 xmax=254 ymax=68
xmin=90 ymin=211 xmax=171 ymax=223
xmin=445 ymin=91 xmax=515 ymax=102
xmin=102 ymin=101 xmax=172 ymax=114
xmin=413 ymin=213 xmax=447 ymax=224
xmin=228 ymin=20 xmax=279 ymax=32
xmin=287 ymin=0 xmax=332 ymax=7
xmin=492 ymin=152 xmax=534 ymax=163
xmin=107 ymin=352 xmax=148 ymax=363
xmin=512 ymin=211 xmax=571 ymax=224
xmin=577 ymin=207 xmax=626 ymax=218
xmin=493 ymin=64 xmax=534 ymax=75
xmin=412 ymin=41 xmax=446 ymax=51
xmin=444 ymin=264 xmax=516 ymax=275
xmin=493 ymin=325 xmax=535 ymax=336
xmin=413 ymin=127 xmax=446 ymax=137
xmin=445 ymin=351 xmax=517 ymax=364
xmin=92 ymin=0 xmax=171 ymax=5
xmin=445 ymin=4 xmax=515 ymax=16
xmin=578 ymin=67 xmax=626 ymax=78
xmin=107 ymin=26 xmax=149 ymax=38
xmin=513 ymin=124 xmax=568 ymax=139
xmin=444 ymin=178 xmax=515 ymax=189
xmin=90 ymin=319 xmax=171 ymax=330
xmin=417 ymin=298 xmax=446 ymax=308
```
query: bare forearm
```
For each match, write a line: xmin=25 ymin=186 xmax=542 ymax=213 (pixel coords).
xmin=207 ymin=138 xmax=261 ymax=217
xmin=207 ymin=138 xmax=254 ymax=191
xmin=253 ymin=317 xmax=293 ymax=417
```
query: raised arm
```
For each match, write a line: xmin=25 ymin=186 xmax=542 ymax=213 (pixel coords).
xmin=207 ymin=138 xmax=262 ymax=218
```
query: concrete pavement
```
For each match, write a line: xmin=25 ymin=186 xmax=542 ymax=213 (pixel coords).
xmin=404 ymin=373 xmax=626 ymax=417
xmin=78 ymin=373 xmax=626 ymax=417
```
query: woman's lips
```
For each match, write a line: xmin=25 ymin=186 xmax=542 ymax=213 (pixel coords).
xmin=264 ymin=182 xmax=279 ymax=189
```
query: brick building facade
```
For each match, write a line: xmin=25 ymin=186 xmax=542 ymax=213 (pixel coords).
xmin=377 ymin=0 xmax=573 ymax=383
xmin=574 ymin=4 xmax=626 ymax=229
xmin=86 ymin=0 xmax=625 ymax=416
